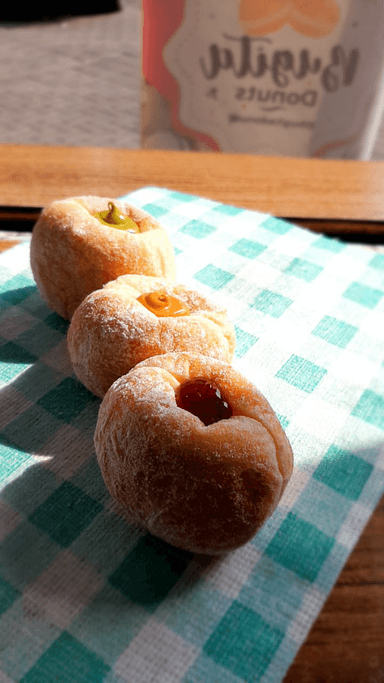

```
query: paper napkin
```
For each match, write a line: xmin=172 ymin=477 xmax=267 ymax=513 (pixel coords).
xmin=1 ymin=187 xmax=383 ymax=683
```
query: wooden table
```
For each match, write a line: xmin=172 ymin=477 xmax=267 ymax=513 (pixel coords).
xmin=1 ymin=144 xmax=383 ymax=682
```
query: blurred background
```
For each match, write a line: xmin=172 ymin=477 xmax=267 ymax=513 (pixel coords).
xmin=0 ymin=0 xmax=383 ymax=158
xmin=0 ymin=0 xmax=140 ymax=149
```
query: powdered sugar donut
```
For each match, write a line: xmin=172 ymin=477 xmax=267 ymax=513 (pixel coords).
xmin=67 ymin=275 xmax=236 ymax=398
xmin=30 ymin=196 xmax=176 ymax=320
xmin=94 ymin=352 xmax=294 ymax=554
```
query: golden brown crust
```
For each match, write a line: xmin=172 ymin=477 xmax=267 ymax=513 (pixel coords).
xmin=30 ymin=196 xmax=176 ymax=320
xmin=67 ymin=275 xmax=236 ymax=398
xmin=94 ymin=352 xmax=294 ymax=554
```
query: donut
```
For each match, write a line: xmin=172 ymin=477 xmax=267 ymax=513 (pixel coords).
xmin=30 ymin=196 xmax=176 ymax=320
xmin=94 ymin=352 xmax=294 ymax=554
xmin=238 ymin=0 xmax=340 ymax=38
xmin=67 ymin=275 xmax=236 ymax=398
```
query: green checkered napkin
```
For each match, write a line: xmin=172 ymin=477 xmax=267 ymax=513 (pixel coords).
xmin=1 ymin=186 xmax=384 ymax=683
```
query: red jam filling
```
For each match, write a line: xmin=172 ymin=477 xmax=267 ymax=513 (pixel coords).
xmin=176 ymin=378 xmax=233 ymax=426
xmin=137 ymin=291 xmax=190 ymax=317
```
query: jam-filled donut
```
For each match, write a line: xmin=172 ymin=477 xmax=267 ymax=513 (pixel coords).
xmin=94 ymin=352 xmax=294 ymax=555
xmin=30 ymin=196 xmax=176 ymax=320
xmin=67 ymin=275 xmax=236 ymax=398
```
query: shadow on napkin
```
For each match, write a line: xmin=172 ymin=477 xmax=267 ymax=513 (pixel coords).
xmin=1 ymin=459 xmax=216 ymax=619
xmin=1 ymin=305 xmax=217 ymax=618
xmin=0 ymin=284 xmax=37 ymax=310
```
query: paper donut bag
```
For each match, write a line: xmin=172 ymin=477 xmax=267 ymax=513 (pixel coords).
xmin=142 ymin=0 xmax=384 ymax=159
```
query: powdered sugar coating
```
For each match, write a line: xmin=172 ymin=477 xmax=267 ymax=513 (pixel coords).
xmin=30 ymin=196 xmax=176 ymax=320
xmin=94 ymin=352 xmax=294 ymax=554
xmin=67 ymin=275 xmax=236 ymax=398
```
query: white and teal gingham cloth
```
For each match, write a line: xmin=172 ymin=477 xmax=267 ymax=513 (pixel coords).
xmin=1 ymin=186 xmax=384 ymax=683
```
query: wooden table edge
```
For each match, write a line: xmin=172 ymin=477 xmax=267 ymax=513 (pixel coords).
xmin=1 ymin=144 xmax=384 ymax=230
